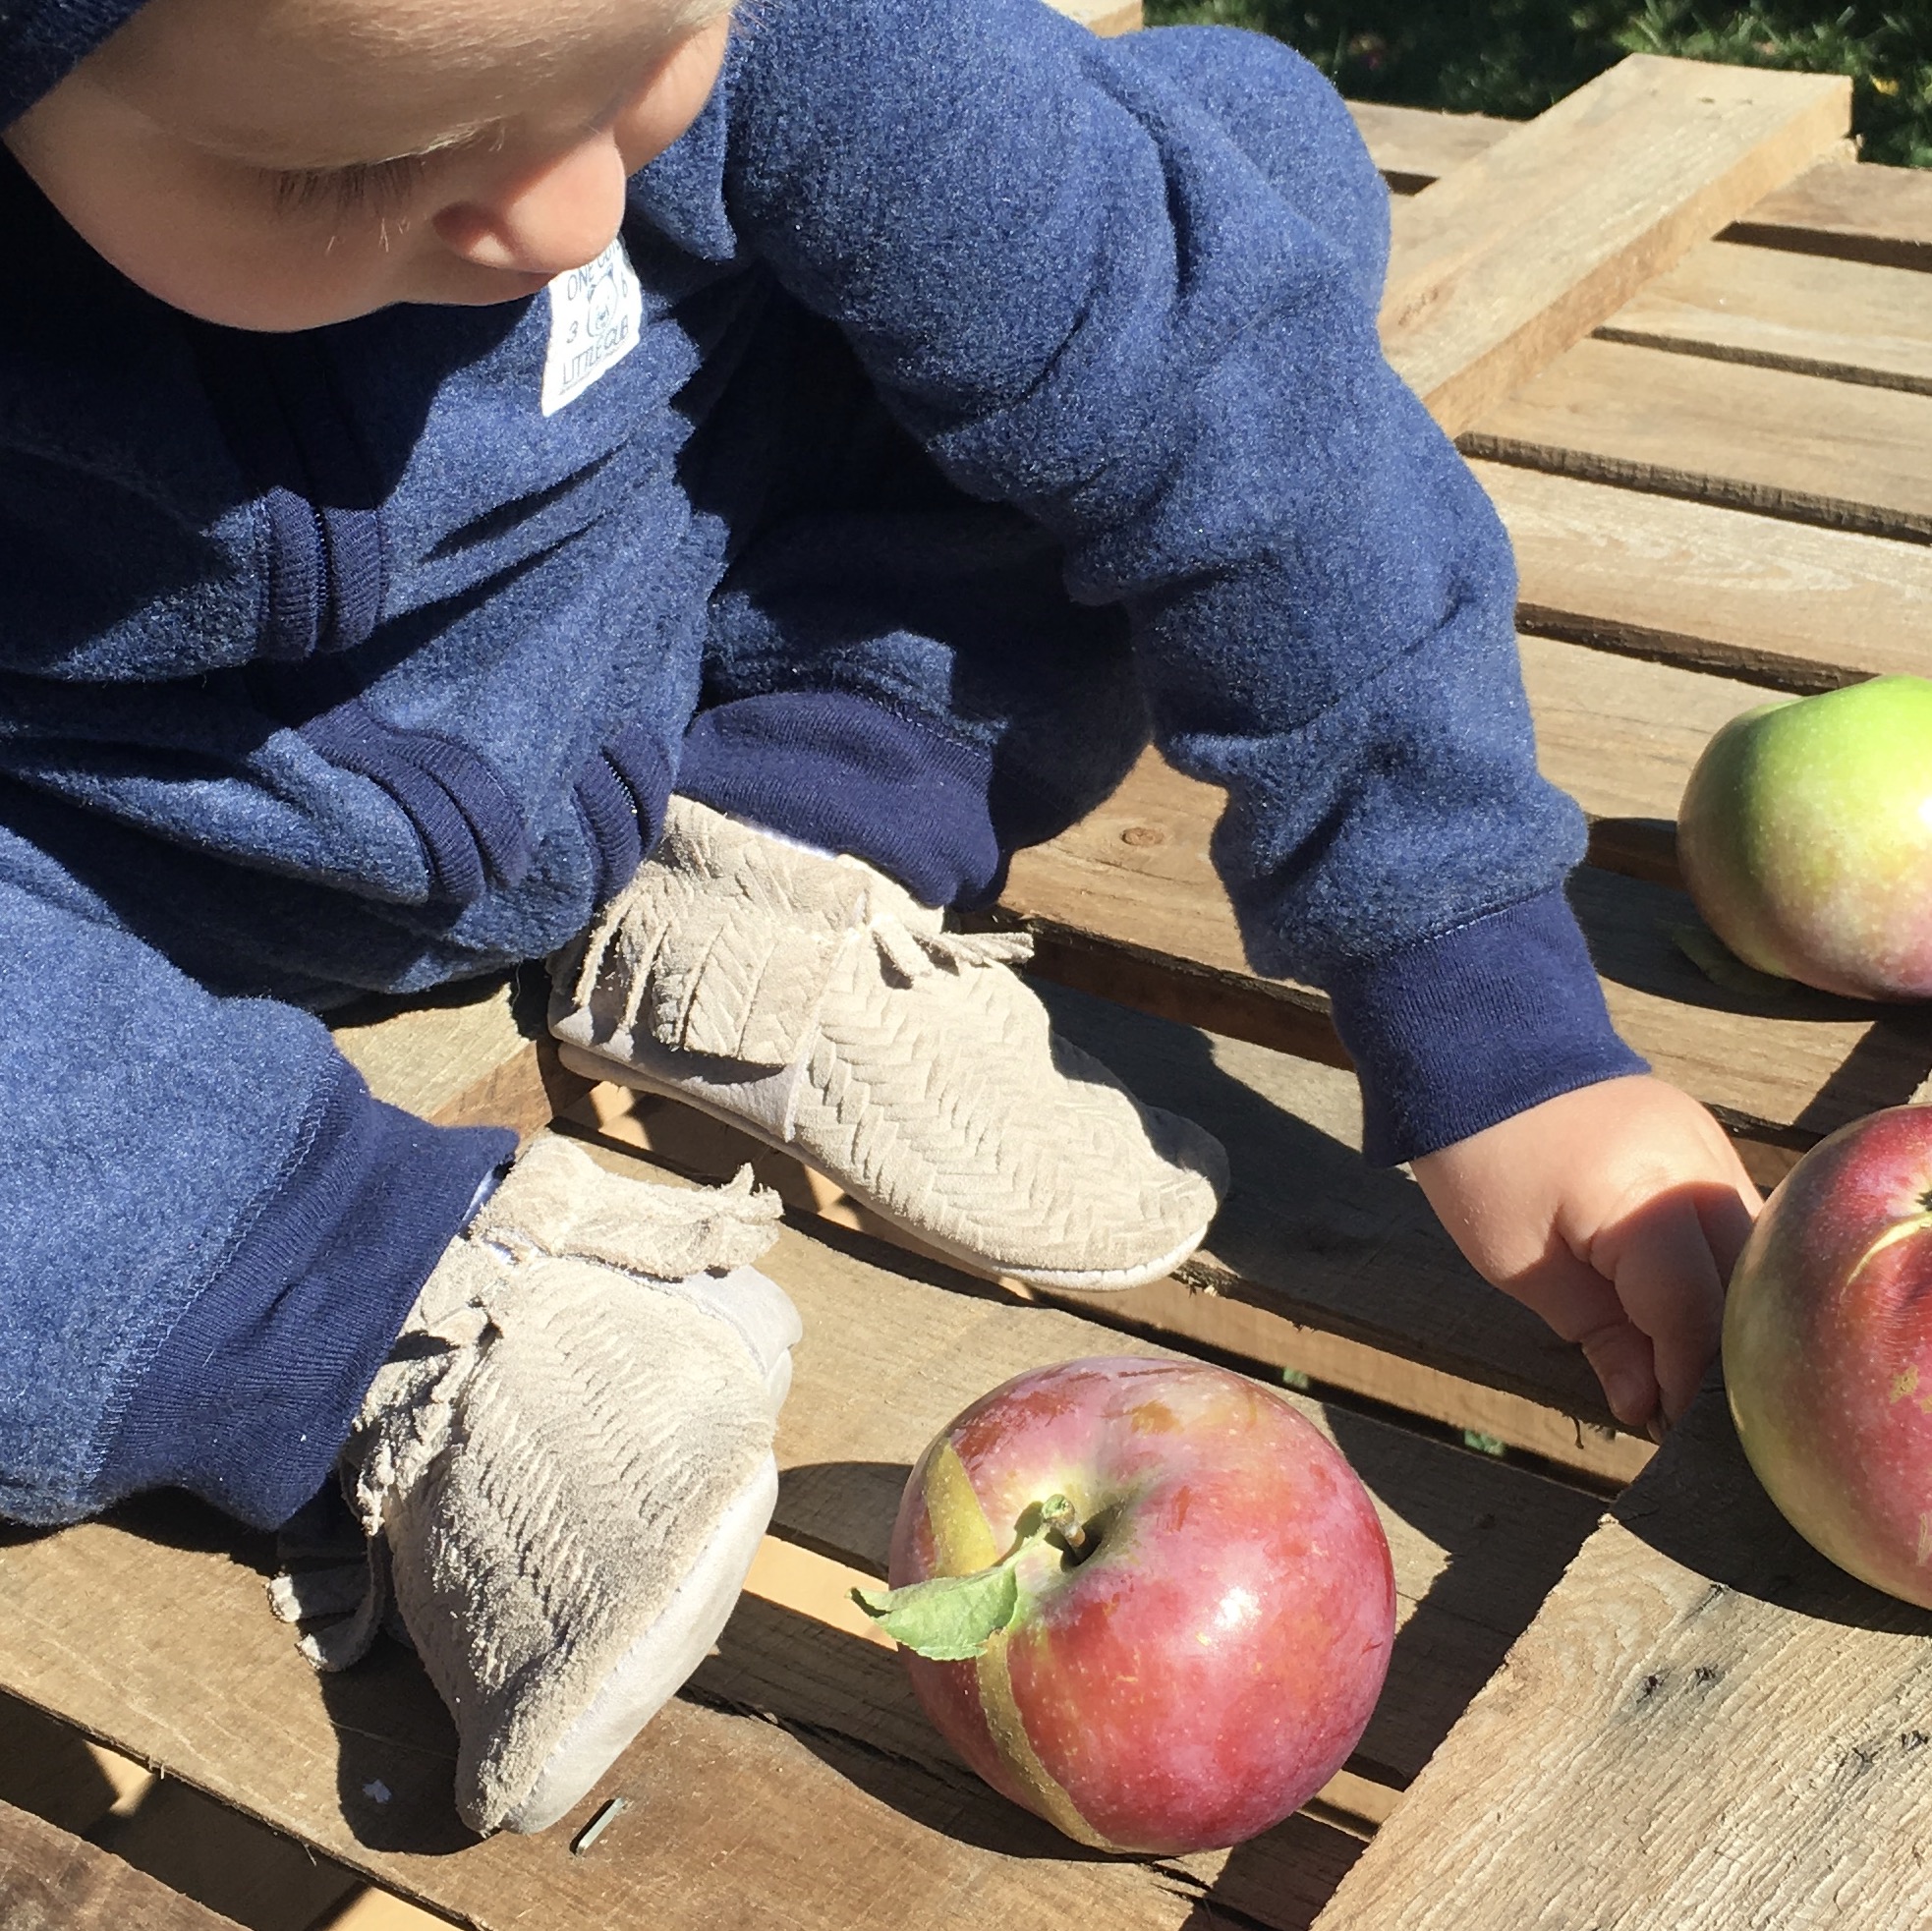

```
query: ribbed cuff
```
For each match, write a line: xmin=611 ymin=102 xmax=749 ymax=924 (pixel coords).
xmin=1328 ymin=886 xmax=1647 ymax=1167
xmin=677 ymin=692 xmax=1001 ymax=908
xmin=102 ymin=1056 xmax=514 ymax=1527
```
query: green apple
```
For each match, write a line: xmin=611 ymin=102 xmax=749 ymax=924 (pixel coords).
xmin=1678 ymin=675 xmax=1932 ymax=999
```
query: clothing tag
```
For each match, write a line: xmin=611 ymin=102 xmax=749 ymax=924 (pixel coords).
xmin=540 ymin=239 xmax=644 ymax=417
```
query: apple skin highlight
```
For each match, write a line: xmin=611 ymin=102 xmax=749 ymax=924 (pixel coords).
xmin=887 ymin=1356 xmax=1396 ymax=1855
xmin=1727 ymin=1106 xmax=1932 ymax=1608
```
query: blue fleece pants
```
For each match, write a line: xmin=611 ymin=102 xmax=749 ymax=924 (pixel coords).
xmin=0 ymin=29 xmax=1385 ymax=1528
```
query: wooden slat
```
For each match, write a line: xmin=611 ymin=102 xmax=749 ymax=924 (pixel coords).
xmin=0 ymin=1514 xmax=1350 ymax=1931
xmin=1487 ymin=461 xmax=1932 ymax=692
xmin=744 ymin=1176 xmax=1611 ymax=1796
xmin=0 ymin=1795 xmax=244 ymax=1931
xmin=85 ymin=1782 xmax=360 ymax=1931
xmin=1598 ymin=238 xmax=1932 ymax=395
xmin=1310 ymin=1380 xmax=1932 ymax=1929
xmin=1515 ymin=631 xmax=1772 ymax=881
xmin=1464 ymin=335 xmax=1932 ymax=543
xmin=1380 ymin=56 xmax=1848 ymax=433
xmin=567 ymin=1006 xmax=1652 ymax=1483
xmin=1726 ymin=154 xmax=1932 ymax=273
xmin=1044 ymin=0 xmax=1141 ymax=32
xmin=0 ymin=1210 xmax=1609 ymax=1930
xmin=1607 ymin=237 xmax=1932 ymax=396
xmin=993 ymin=747 xmax=1932 ymax=1163
xmin=1570 ymin=865 xmax=1932 ymax=1144
xmin=1344 ymin=100 xmax=1514 ymax=194
xmin=1344 ymin=106 xmax=1926 ymax=279
xmin=330 ymin=974 xmax=590 ymax=1137
xmin=0 ymin=1693 xmax=152 ymax=1838
xmin=317 ymin=1893 xmax=445 ymax=1930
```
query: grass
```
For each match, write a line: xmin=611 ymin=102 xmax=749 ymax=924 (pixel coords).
xmin=1143 ymin=0 xmax=1932 ymax=167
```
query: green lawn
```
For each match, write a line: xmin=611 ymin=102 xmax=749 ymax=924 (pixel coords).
xmin=1144 ymin=0 xmax=1932 ymax=166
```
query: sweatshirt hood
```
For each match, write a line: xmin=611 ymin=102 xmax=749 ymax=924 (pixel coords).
xmin=2 ymin=0 xmax=151 ymax=127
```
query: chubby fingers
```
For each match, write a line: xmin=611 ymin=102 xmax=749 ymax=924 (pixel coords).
xmin=1585 ymin=1186 xmax=1733 ymax=1426
xmin=1503 ymin=1252 xmax=1663 ymax=1433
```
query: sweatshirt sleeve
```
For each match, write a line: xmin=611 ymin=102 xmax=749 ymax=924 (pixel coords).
xmin=0 ymin=831 xmax=511 ymax=1529
xmin=713 ymin=0 xmax=1643 ymax=1162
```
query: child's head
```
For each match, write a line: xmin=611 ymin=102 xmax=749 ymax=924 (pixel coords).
xmin=3 ymin=0 xmax=733 ymax=331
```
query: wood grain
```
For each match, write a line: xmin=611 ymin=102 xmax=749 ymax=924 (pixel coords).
xmin=1344 ymin=100 xmax=1514 ymax=194
xmin=1485 ymin=461 xmax=1932 ymax=692
xmin=0 ymin=1795 xmax=244 ymax=1931
xmin=994 ymin=750 xmax=1932 ymax=1158
xmin=1598 ymin=238 xmax=1932 ymax=395
xmin=1312 ymin=1380 xmax=1932 ymax=1929
xmin=329 ymin=974 xmax=589 ymax=1138
xmin=566 ymin=987 xmax=1652 ymax=1482
xmin=0 ymin=1507 xmax=1350 ymax=1930
xmin=1381 ymin=56 xmax=1848 ymax=433
xmin=0 ymin=1202 xmax=1600 ymax=1929
xmin=1343 ymin=105 xmax=1927 ymax=276
xmin=743 ymin=1189 xmax=1609 ymax=1795
xmin=1464 ymin=334 xmax=1932 ymax=542
xmin=1726 ymin=154 xmax=1932 ymax=273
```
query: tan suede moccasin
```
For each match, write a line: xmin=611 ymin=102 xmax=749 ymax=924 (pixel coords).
xmin=270 ymin=1134 xmax=800 ymax=1836
xmin=548 ymin=798 xmax=1227 ymax=1291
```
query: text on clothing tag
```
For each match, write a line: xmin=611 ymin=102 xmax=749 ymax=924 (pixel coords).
xmin=541 ymin=239 xmax=644 ymax=417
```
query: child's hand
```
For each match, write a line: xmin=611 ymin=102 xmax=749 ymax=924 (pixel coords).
xmin=1409 ymin=1075 xmax=1761 ymax=1438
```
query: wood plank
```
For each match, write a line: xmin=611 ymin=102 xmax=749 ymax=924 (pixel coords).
xmin=1311 ymin=1379 xmax=1932 ymax=1929
xmin=1464 ymin=334 xmax=1932 ymax=542
xmin=742 ymin=1190 xmax=1610 ymax=1795
xmin=313 ymin=1894 xmax=447 ymax=1931
xmin=1726 ymin=154 xmax=1932 ymax=273
xmin=0 ymin=1208 xmax=1599 ymax=1930
xmin=1599 ymin=238 xmax=1932 ymax=395
xmin=1380 ymin=56 xmax=1848 ymax=434
xmin=0 ymin=1692 xmax=152 ymax=1838
xmin=566 ymin=1012 xmax=1652 ymax=1483
xmin=1343 ymin=100 xmax=1514 ymax=194
xmin=85 ymin=1781 xmax=361 ymax=1931
xmin=1342 ymin=111 xmax=1926 ymax=275
xmin=1515 ymin=631 xmax=1773 ymax=882
xmin=993 ymin=750 xmax=1932 ymax=1160
xmin=1572 ymin=865 xmax=1932 ymax=1146
xmin=329 ymin=974 xmax=589 ymax=1138
xmin=1486 ymin=461 xmax=1932 ymax=692
xmin=0 ymin=1794 xmax=244 ymax=1931
xmin=1044 ymin=0 xmax=1141 ymax=32
xmin=0 ymin=1491 xmax=1355 ymax=1931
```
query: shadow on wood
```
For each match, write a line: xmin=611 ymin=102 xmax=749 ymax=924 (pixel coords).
xmin=697 ymin=1584 xmax=1367 ymax=1929
xmin=1615 ymin=1377 xmax=1932 ymax=1641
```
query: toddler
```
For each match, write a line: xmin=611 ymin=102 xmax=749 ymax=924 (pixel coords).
xmin=0 ymin=0 xmax=1758 ymax=1833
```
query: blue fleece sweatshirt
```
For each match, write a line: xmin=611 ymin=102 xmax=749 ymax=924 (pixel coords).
xmin=0 ymin=0 xmax=1640 ymax=1527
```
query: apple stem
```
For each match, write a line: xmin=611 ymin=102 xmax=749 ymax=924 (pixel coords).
xmin=1040 ymin=1494 xmax=1090 ymax=1562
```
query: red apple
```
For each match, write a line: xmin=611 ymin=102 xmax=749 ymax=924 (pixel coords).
xmin=1677 ymin=675 xmax=1932 ymax=999
xmin=1726 ymin=1105 xmax=1932 ymax=1605
xmin=859 ymin=1356 xmax=1395 ymax=1854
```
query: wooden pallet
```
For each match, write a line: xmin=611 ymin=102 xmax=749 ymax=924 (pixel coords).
xmin=6 ymin=17 xmax=1931 ymax=1931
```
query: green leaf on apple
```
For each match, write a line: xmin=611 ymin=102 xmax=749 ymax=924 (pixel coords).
xmin=851 ymin=1563 xmax=1020 ymax=1660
